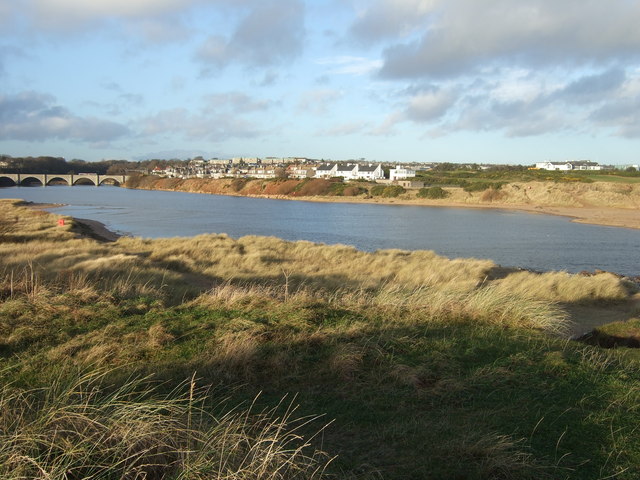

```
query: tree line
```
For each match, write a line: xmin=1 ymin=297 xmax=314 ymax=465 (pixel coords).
xmin=0 ymin=155 xmax=188 ymax=175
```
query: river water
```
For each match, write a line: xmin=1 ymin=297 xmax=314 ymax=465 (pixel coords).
xmin=1 ymin=185 xmax=638 ymax=276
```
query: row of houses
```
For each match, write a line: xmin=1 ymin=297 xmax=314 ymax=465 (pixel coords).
xmin=314 ymin=163 xmax=384 ymax=181
xmin=534 ymin=161 xmax=603 ymax=171
xmin=152 ymin=159 xmax=420 ymax=182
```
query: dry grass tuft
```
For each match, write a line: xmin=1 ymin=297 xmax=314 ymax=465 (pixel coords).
xmin=493 ymin=271 xmax=632 ymax=303
xmin=0 ymin=370 xmax=332 ymax=480
xmin=452 ymin=432 xmax=552 ymax=480
xmin=148 ymin=324 xmax=176 ymax=348
xmin=365 ymin=284 xmax=569 ymax=333
xmin=328 ymin=344 xmax=364 ymax=380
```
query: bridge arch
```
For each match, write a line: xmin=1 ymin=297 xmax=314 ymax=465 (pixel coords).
xmin=0 ymin=176 xmax=17 ymax=187
xmin=73 ymin=177 xmax=97 ymax=186
xmin=20 ymin=176 xmax=44 ymax=187
xmin=46 ymin=176 xmax=70 ymax=186
xmin=99 ymin=177 xmax=121 ymax=186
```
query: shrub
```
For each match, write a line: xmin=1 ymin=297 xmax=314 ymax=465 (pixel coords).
xmin=463 ymin=181 xmax=504 ymax=193
xmin=342 ymin=186 xmax=366 ymax=196
xmin=329 ymin=182 xmax=347 ymax=196
xmin=370 ymin=185 xmax=386 ymax=196
xmin=382 ymin=185 xmax=406 ymax=198
xmin=417 ymin=186 xmax=450 ymax=199
xmin=370 ymin=185 xmax=406 ymax=198
xmin=230 ymin=178 xmax=248 ymax=192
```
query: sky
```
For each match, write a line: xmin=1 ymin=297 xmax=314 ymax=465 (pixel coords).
xmin=1 ymin=0 xmax=640 ymax=165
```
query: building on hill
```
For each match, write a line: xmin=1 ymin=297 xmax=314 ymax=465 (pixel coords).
xmin=336 ymin=164 xmax=357 ymax=180
xmin=315 ymin=163 xmax=338 ymax=178
xmin=535 ymin=161 xmax=602 ymax=171
xmin=314 ymin=162 xmax=384 ymax=180
xmin=389 ymin=165 xmax=416 ymax=181
xmin=357 ymin=164 xmax=384 ymax=180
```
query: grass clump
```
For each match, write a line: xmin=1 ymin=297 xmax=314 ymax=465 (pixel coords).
xmin=463 ymin=181 xmax=506 ymax=193
xmin=491 ymin=271 xmax=634 ymax=303
xmin=416 ymin=186 xmax=450 ymax=199
xmin=0 ymin=370 xmax=331 ymax=480
xmin=369 ymin=185 xmax=405 ymax=198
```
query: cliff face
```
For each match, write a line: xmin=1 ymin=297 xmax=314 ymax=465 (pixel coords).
xmin=125 ymin=176 xmax=356 ymax=198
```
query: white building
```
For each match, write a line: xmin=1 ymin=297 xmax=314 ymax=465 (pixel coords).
xmin=536 ymin=161 xmax=602 ymax=171
xmin=315 ymin=163 xmax=338 ymax=178
xmin=389 ymin=165 xmax=416 ymax=181
xmin=336 ymin=164 xmax=357 ymax=180
xmin=356 ymin=164 xmax=384 ymax=180
xmin=314 ymin=163 xmax=384 ymax=181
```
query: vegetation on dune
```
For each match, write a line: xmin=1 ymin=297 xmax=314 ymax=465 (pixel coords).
xmin=416 ymin=186 xmax=450 ymax=199
xmin=0 ymin=370 xmax=331 ymax=480
xmin=123 ymin=172 xmax=640 ymax=214
xmin=2 ymin=199 xmax=640 ymax=479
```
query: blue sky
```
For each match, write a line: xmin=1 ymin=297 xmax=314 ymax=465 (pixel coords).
xmin=1 ymin=0 xmax=640 ymax=165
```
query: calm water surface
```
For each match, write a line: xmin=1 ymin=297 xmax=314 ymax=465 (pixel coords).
xmin=1 ymin=186 xmax=638 ymax=276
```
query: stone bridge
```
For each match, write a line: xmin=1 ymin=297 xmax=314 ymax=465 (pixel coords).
xmin=0 ymin=173 xmax=129 ymax=187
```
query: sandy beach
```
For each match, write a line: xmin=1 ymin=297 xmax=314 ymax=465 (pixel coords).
xmin=237 ymin=194 xmax=640 ymax=230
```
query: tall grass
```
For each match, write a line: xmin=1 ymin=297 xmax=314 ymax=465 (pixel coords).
xmin=1 ymin=197 xmax=633 ymax=320
xmin=491 ymin=271 xmax=634 ymax=303
xmin=0 ymin=369 xmax=331 ymax=480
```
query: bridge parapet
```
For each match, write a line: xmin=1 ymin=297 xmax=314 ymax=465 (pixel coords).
xmin=0 ymin=173 xmax=129 ymax=186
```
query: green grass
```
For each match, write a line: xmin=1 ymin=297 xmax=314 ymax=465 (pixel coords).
xmin=416 ymin=168 xmax=640 ymax=186
xmin=2 ymin=199 xmax=640 ymax=479
xmin=2 ymin=286 xmax=640 ymax=479
xmin=579 ymin=174 xmax=640 ymax=184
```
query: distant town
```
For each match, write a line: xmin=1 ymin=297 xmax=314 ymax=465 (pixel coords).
xmin=148 ymin=157 xmax=638 ymax=183
xmin=1 ymin=154 xmax=638 ymax=186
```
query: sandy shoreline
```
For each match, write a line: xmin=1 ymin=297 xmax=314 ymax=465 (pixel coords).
xmin=73 ymin=218 xmax=121 ymax=242
xmin=127 ymin=182 xmax=640 ymax=230
xmin=18 ymin=201 xmax=122 ymax=242
xmin=226 ymin=193 xmax=640 ymax=230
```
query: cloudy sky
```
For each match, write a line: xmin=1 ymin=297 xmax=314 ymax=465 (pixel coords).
xmin=1 ymin=0 xmax=640 ymax=164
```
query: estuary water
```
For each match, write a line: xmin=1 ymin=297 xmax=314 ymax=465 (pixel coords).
xmin=1 ymin=185 xmax=639 ymax=276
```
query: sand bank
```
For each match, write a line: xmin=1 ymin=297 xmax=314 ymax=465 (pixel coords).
xmin=240 ymin=195 xmax=640 ymax=230
xmin=126 ymin=178 xmax=640 ymax=230
xmin=72 ymin=218 xmax=121 ymax=242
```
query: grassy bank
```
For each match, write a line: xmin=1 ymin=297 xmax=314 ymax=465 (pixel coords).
xmin=2 ymin=199 xmax=640 ymax=479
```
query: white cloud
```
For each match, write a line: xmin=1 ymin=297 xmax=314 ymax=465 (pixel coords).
xmin=139 ymin=107 xmax=264 ymax=141
xmin=0 ymin=91 xmax=129 ymax=143
xmin=378 ymin=0 xmax=640 ymax=79
xmin=196 ymin=0 xmax=305 ymax=70
xmin=316 ymin=56 xmax=382 ymax=75
xmin=369 ymin=112 xmax=404 ymax=136
xmin=297 ymin=88 xmax=342 ymax=114
xmin=31 ymin=0 xmax=197 ymax=22
xmin=405 ymin=88 xmax=456 ymax=122
xmin=350 ymin=0 xmax=437 ymax=43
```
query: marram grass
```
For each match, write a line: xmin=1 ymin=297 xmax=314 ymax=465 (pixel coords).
xmin=2 ymin=199 xmax=640 ymax=479
xmin=0 ymin=369 xmax=331 ymax=480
